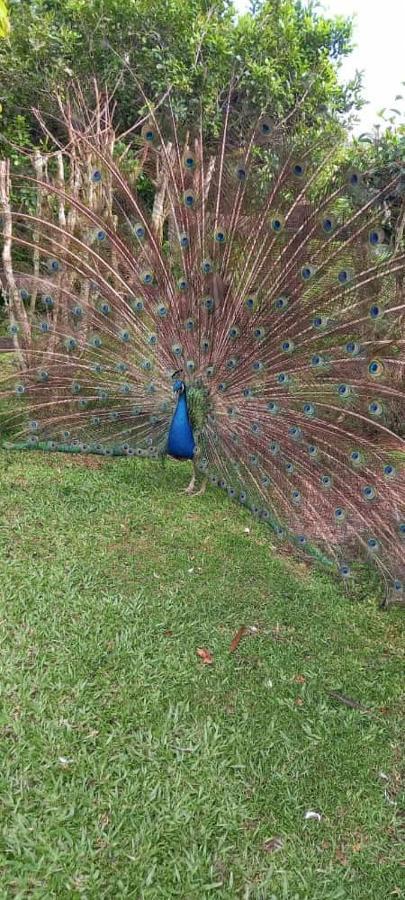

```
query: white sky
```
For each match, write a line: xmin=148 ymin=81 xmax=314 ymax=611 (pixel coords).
xmin=235 ymin=0 xmax=405 ymax=133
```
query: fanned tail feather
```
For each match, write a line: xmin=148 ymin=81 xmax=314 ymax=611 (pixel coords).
xmin=1 ymin=84 xmax=404 ymax=599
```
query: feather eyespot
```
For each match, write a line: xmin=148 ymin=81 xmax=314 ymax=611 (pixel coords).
xmin=274 ymin=295 xmax=288 ymax=310
xmin=362 ymin=485 xmax=376 ymax=500
xmin=141 ymin=123 xmax=156 ymax=143
xmin=179 ymin=232 xmax=190 ymax=248
xmin=134 ymin=223 xmax=146 ymax=240
xmin=183 ymin=190 xmax=195 ymax=208
xmin=292 ymin=161 xmax=305 ymax=178
xmin=301 ymin=264 xmax=315 ymax=281
xmin=368 ymin=359 xmax=384 ymax=377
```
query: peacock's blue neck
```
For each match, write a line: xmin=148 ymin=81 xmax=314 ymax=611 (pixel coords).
xmin=167 ymin=383 xmax=195 ymax=460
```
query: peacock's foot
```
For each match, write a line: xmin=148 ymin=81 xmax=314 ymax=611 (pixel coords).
xmin=183 ymin=474 xmax=207 ymax=496
xmin=191 ymin=477 xmax=207 ymax=497
xmin=184 ymin=473 xmax=196 ymax=494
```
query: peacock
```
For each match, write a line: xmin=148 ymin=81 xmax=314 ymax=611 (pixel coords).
xmin=0 ymin=82 xmax=404 ymax=602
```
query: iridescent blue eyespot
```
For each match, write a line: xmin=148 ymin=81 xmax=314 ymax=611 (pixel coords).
xmin=301 ymin=264 xmax=315 ymax=281
xmin=115 ymin=362 xmax=128 ymax=373
xmin=322 ymin=217 xmax=334 ymax=233
xmin=350 ymin=450 xmax=362 ymax=464
xmin=271 ymin=216 xmax=283 ymax=233
xmin=383 ymin=464 xmax=395 ymax=478
xmin=100 ymin=302 xmax=111 ymax=315
xmin=179 ymin=232 xmax=189 ymax=248
xmin=337 ymin=269 xmax=351 ymax=284
xmin=267 ymin=401 xmax=279 ymax=414
xmin=131 ymin=299 xmax=144 ymax=312
xmin=285 ymin=462 xmax=294 ymax=474
xmin=243 ymin=387 xmax=253 ymax=397
xmin=185 ymin=318 xmax=195 ymax=332
xmin=312 ymin=315 xmax=328 ymax=329
xmin=200 ymin=337 xmax=210 ymax=352
xmin=254 ymin=327 xmax=265 ymax=340
xmin=72 ymin=305 xmax=83 ymax=318
xmin=226 ymin=356 xmax=238 ymax=370
xmin=368 ymin=360 xmax=383 ymax=376
xmin=119 ymin=330 xmax=131 ymax=343
xmin=9 ymin=323 xmax=19 ymax=335
xmin=398 ymin=523 xmax=405 ymax=536
xmin=362 ymin=485 xmax=376 ymax=500
xmin=70 ymin=381 xmax=81 ymax=395
xmin=186 ymin=359 xmax=195 ymax=373
xmin=369 ymin=304 xmax=382 ymax=319
xmin=289 ymin=426 xmax=302 ymax=440
xmin=184 ymin=154 xmax=195 ymax=169
xmin=65 ymin=337 xmax=77 ymax=351
xmin=201 ymin=258 xmax=213 ymax=274
xmin=171 ymin=343 xmax=183 ymax=357
xmin=236 ymin=165 xmax=247 ymax=181
xmin=274 ymin=295 xmax=288 ymax=310
xmin=281 ymin=339 xmax=294 ymax=353
xmin=339 ymin=564 xmax=351 ymax=578
xmin=91 ymin=169 xmax=102 ymax=183
xmin=142 ymin=126 xmax=155 ymax=143
xmin=134 ymin=223 xmax=145 ymax=240
xmin=214 ymin=229 xmax=226 ymax=243
xmin=348 ymin=171 xmax=361 ymax=187
xmin=202 ymin=296 xmax=215 ymax=311
xmin=39 ymin=322 xmax=50 ymax=333
xmin=259 ymin=118 xmax=272 ymax=136
xmin=96 ymin=229 xmax=106 ymax=241
xmin=252 ymin=360 xmax=263 ymax=372
xmin=178 ymin=277 xmax=188 ymax=291
xmin=334 ymin=507 xmax=345 ymax=521
xmin=367 ymin=537 xmax=379 ymax=552
xmin=368 ymin=400 xmax=382 ymax=417
xmin=47 ymin=258 xmax=60 ymax=272
xmin=308 ymin=445 xmax=318 ymax=457
xmin=251 ymin=422 xmax=261 ymax=434
xmin=206 ymin=365 xmax=215 ymax=377
xmin=15 ymin=384 xmax=26 ymax=395
xmin=37 ymin=370 xmax=49 ymax=382
xmin=156 ymin=304 xmax=168 ymax=318
xmin=183 ymin=190 xmax=195 ymax=208
xmin=147 ymin=333 xmax=157 ymax=346
xmin=90 ymin=335 xmax=102 ymax=348
xmin=293 ymin=162 xmax=305 ymax=177
xmin=345 ymin=341 xmax=360 ymax=355
xmin=228 ymin=326 xmax=240 ymax=339
xmin=321 ymin=474 xmax=332 ymax=488
xmin=292 ymin=489 xmax=301 ymax=502
xmin=337 ymin=383 xmax=351 ymax=397
xmin=245 ymin=296 xmax=255 ymax=310
xmin=43 ymin=295 xmax=54 ymax=308
xmin=269 ymin=442 xmax=279 ymax=455
xmin=141 ymin=270 xmax=154 ymax=285
xmin=311 ymin=354 xmax=324 ymax=367
xmin=276 ymin=372 xmax=289 ymax=384
xmin=218 ymin=382 xmax=227 ymax=392
xmin=393 ymin=579 xmax=403 ymax=593
xmin=303 ymin=403 xmax=315 ymax=417
xmin=249 ymin=453 xmax=259 ymax=466
xmin=297 ymin=535 xmax=307 ymax=545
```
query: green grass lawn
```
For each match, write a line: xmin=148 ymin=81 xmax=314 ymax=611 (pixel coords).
xmin=0 ymin=450 xmax=403 ymax=899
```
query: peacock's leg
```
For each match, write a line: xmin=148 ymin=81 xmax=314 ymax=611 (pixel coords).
xmin=192 ymin=475 xmax=207 ymax=497
xmin=184 ymin=468 xmax=196 ymax=494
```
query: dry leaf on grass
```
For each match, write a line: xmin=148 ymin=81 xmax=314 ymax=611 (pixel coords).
xmin=263 ymin=836 xmax=284 ymax=853
xmin=229 ymin=626 xmax=247 ymax=653
xmin=196 ymin=648 xmax=214 ymax=665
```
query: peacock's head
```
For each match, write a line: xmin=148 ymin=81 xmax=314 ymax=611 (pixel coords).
xmin=172 ymin=369 xmax=185 ymax=394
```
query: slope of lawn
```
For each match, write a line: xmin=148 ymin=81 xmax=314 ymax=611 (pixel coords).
xmin=0 ymin=449 xmax=403 ymax=899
